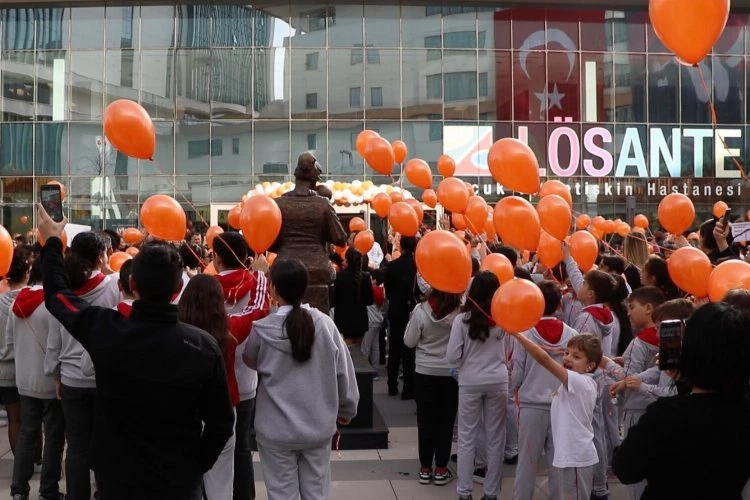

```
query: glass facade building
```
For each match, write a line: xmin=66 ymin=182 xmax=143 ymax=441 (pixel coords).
xmin=2 ymin=3 xmax=750 ymax=233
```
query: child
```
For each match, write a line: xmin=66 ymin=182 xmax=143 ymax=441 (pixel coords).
xmin=446 ymin=271 xmax=507 ymax=500
xmin=115 ymin=259 xmax=136 ymax=317
xmin=362 ymin=268 xmax=386 ymax=370
xmin=512 ymin=280 xmax=577 ymax=500
xmin=511 ymin=331 xmax=603 ymax=500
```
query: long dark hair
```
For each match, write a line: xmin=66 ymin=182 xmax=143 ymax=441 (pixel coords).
xmin=610 ymin=274 xmax=633 ymax=356
xmin=66 ymin=232 xmax=106 ymax=290
xmin=428 ymin=289 xmax=462 ymax=320
xmin=345 ymin=247 xmax=364 ymax=302
xmin=271 ymin=260 xmax=315 ymax=362
xmin=178 ymin=274 xmax=229 ymax=353
xmin=644 ymin=256 xmax=680 ymax=300
xmin=462 ymin=271 xmax=500 ymax=341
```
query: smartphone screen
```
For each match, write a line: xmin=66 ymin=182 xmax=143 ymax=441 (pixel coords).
xmin=658 ymin=319 xmax=683 ymax=371
xmin=40 ymin=185 xmax=63 ymax=223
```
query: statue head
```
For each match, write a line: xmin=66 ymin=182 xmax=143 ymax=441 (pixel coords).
xmin=294 ymin=153 xmax=322 ymax=187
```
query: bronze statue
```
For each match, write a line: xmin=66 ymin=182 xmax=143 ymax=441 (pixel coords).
xmin=270 ymin=153 xmax=347 ymax=312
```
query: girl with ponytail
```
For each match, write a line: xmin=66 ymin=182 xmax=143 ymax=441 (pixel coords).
xmin=243 ymin=259 xmax=359 ymax=500
xmin=333 ymin=248 xmax=374 ymax=345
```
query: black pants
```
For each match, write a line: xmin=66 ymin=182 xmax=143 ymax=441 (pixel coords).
xmin=99 ymin=476 xmax=202 ymax=500
xmin=61 ymin=385 xmax=97 ymax=500
xmin=11 ymin=396 xmax=65 ymax=497
xmin=233 ymin=397 xmax=256 ymax=500
xmin=387 ymin=316 xmax=415 ymax=394
xmin=414 ymin=373 xmax=458 ymax=469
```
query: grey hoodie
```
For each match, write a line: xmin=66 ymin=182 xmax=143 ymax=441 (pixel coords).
xmin=243 ymin=305 xmax=359 ymax=449
xmin=513 ymin=317 xmax=577 ymax=409
xmin=44 ymin=272 xmax=120 ymax=388
xmin=403 ymin=302 xmax=458 ymax=377
xmin=603 ymin=335 xmax=659 ymax=411
xmin=0 ymin=289 xmax=21 ymax=386
xmin=445 ymin=312 xmax=508 ymax=388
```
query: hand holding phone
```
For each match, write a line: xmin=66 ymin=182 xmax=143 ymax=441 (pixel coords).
xmin=40 ymin=184 xmax=64 ymax=223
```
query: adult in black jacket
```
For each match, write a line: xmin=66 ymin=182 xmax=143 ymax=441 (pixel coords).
xmin=37 ymin=206 xmax=233 ymax=500
xmin=384 ymin=236 xmax=420 ymax=399
xmin=333 ymin=248 xmax=374 ymax=343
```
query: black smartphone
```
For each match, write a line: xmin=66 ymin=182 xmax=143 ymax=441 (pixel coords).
xmin=658 ymin=319 xmax=683 ymax=371
xmin=721 ymin=207 xmax=732 ymax=225
xmin=40 ymin=184 xmax=64 ymax=223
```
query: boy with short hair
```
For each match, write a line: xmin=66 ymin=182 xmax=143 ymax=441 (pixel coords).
xmin=511 ymin=331 xmax=603 ymax=500
xmin=512 ymin=280 xmax=578 ymax=500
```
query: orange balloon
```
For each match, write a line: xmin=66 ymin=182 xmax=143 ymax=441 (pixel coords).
xmin=569 ymin=231 xmax=599 ymax=272
xmin=484 ymin=214 xmax=496 ymax=241
xmin=658 ymin=193 xmax=695 ymax=234
xmin=576 ymin=214 xmax=591 ymax=230
xmin=390 ymin=191 xmax=404 ymax=204
xmin=371 ymin=193 xmax=391 ymax=219
xmin=405 ymin=159 xmax=433 ymax=190
xmin=109 ymin=251 xmax=132 ymax=273
xmin=392 ymin=140 xmax=408 ymax=164
xmin=141 ymin=195 xmax=186 ymax=242
xmin=491 ymin=279 xmax=545 ymax=334
xmin=228 ymin=205 xmax=242 ymax=229
xmin=18 ymin=216 xmax=28 ymax=225
xmin=240 ymin=195 xmax=282 ymax=254
xmin=452 ymin=213 xmax=468 ymax=231
xmin=708 ymin=259 xmax=750 ymax=302
xmin=464 ymin=196 xmax=488 ymax=234
xmin=493 ymin=196 xmax=541 ymax=251
xmin=389 ymin=202 xmax=419 ymax=237
xmin=601 ymin=220 xmax=615 ymax=234
xmin=615 ymin=222 xmax=631 ymax=238
xmin=592 ymin=215 xmax=606 ymax=230
xmin=47 ymin=181 xmax=67 ymax=202
xmin=356 ymin=130 xmax=380 ymax=158
xmin=349 ymin=217 xmax=366 ymax=232
xmin=634 ymin=214 xmax=649 ymax=229
xmin=712 ymin=201 xmax=729 ymax=219
xmin=125 ymin=247 xmax=139 ymax=257
xmin=103 ymin=99 xmax=156 ymax=160
xmin=364 ymin=136 xmax=395 ymax=176
xmin=667 ymin=247 xmax=711 ymax=298
xmin=203 ymin=262 xmax=217 ymax=276
xmin=481 ymin=253 xmax=515 ymax=285
xmin=0 ymin=226 xmax=12 ymax=276
xmin=465 ymin=182 xmax=476 ymax=196
xmin=437 ymin=155 xmax=456 ymax=178
xmin=122 ymin=228 xmax=144 ymax=245
xmin=206 ymin=225 xmax=224 ymax=249
xmin=649 ymin=0 xmax=729 ymax=65
xmin=590 ymin=227 xmax=605 ymax=240
xmin=422 ymin=189 xmax=437 ymax=209
xmin=416 ymin=231 xmax=472 ymax=293
xmin=437 ymin=178 xmax=470 ymax=213
xmin=536 ymin=194 xmax=572 ymax=241
xmin=487 ymin=138 xmax=540 ymax=195
xmin=539 ymin=180 xmax=572 ymax=207
xmin=747 ymin=210 xmax=750 ymax=221
xmin=454 ymin=230 xmax=466 ymax=242
xmin=406 ymin=199 xmax=424 ymax=225
xmin=537 ymin=231 xmax=563 ymax=269
xmin=38 ymin=230 xmax=67 ymax=251
xmin=354 ymin=230 xmax=375 ymax=254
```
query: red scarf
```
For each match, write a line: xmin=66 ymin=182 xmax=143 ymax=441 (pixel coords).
xmin=637 ymin=326 xmax=659 ymax=347
xmin=215 ymin=270 xmax=256 ymax=306
xmin=117 ymin=302 xmax=133 ymax=318
xmin=583 ymin=304 xmax=613 ymax=325
xmin=12 ymin=288 xmax=45 ymax=318
xmin=73 ymin=274 xmax=106 ymax=296
xmin=535 ymin=318 xmax=564 ymax=344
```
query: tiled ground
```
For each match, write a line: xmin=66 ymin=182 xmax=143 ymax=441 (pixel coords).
xmin=0 ymin=375 xmax=629 ymax=499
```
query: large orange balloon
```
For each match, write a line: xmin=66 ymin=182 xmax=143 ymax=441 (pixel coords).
xmin=125 ymin=247 xmax=139 ymax=257
xmin=404 ymin=159 xmax=433 ymax=190
xmin=569 ymin=230 xmax=599 ymax=272
xmin=708 ymin=259 xmax=750 ymax=302
xmin=0 ymin=226 xmax=12 ymax=276
xmin=364 ymin=136 xmax=395 ymax=176
xmin=415 ymin=231 xmax=472 ymax=293
xmin=47 ymin=181 xmax=67 ymax=202
xmin=576 ymin=214 xmax=591 ymax=230
xmin=536 ymin=194 xmax=572 ymax=241
xmin=437 ymin=155 xmax=456 ymax=178
xmin=206 ymin=225 xmax=224 ymax=250
xmin=422 ymin=189 xmax=437 ymax=208
xmin=356 ymin=130 xmax=380 ymax=158
xmin=487 ymin=138 xmax=540 ymax=195
xmin=228 ymin=205 xmax=242 ymax=229
xmin=658 ymin=193 xmax=695 ymax=234
xmin=240 ymin=195 xmax=282 ymax=254
xmin=109 ymin=251 xmax=132 ymax=273
xmin=354 ymin=230 xmax=375 ymax=254
xmin=389 ymin=202 xmax=419 ymax=237
xmin=406 ymin=199 xmax=424 ymax=225
xmin=538 ymin=231 xmax=563 ymax=269
xmin=452 ymin=213 xmax=468 ymax=231
xmin=713 ymin=201 xmax=729 ymax=219
xmin=437 ymin=178 xmax=470 ymax=214
xmin=371 ymin=193 xmax=391 ymax=219
xmin=349 ymin=217 xmax=366 ymax=232
xmin=104 ymin=99 xmax=156 ymax=160
xmin=668 ymin=247 xmax=711 ymax=298
xmin=464 ymin=196 xmax=488 ymax=234
xmin=481 ymin=253 xmax=515 ymax=285
xmin=141 ymin=195 xmax=186 ymax=242
xmin=392 ymin=140 xmax=408 ymax=164
xmin=539 ymin=180 xmax=572 ymax=208
xmin=649 ymin=0 xmax=729 ymax=66
xmin=634 ymin=214 xmax=649 ymax=229
xmin=122 ymin=228 xmax=145 ymax=245
xmin=493 ymin=196 xmax=541 ymax=251
xmin=491 ymin=279 xmax=545 ymax=334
